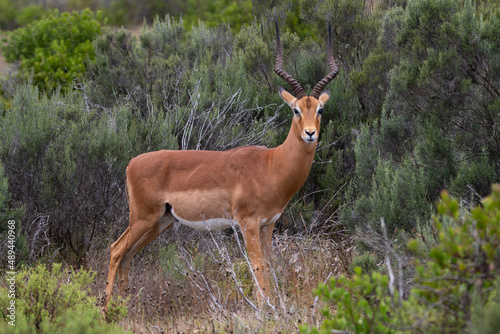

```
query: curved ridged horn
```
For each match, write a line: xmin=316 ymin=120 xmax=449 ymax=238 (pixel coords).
xmin=274 ymin=20 xmax=306 ymax=99
xmin=310 ymin=22 xmax=339 ymax=99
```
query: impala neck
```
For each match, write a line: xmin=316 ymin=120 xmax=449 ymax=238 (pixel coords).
xmin=271 ymin=125 xmax=317 ymax=200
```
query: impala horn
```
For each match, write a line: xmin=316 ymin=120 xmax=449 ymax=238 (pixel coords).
xmin=274 ymin=20 xmax=306 ymax=99
xmin=310 ymin=21 xmax=339 ymax=99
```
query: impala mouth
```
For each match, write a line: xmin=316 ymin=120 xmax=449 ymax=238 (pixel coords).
xmin=303 ymin=136 xmax=317 ymax=143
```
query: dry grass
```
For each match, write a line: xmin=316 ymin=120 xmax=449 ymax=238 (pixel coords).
xmin=88 ymin=222 xmax=352 ymax=333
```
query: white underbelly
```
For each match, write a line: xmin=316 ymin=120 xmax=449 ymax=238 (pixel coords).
xmin=171 ymin=208 xmax=237 ymax=231
xmin=170 ymin=210 xmax=282 ymax=231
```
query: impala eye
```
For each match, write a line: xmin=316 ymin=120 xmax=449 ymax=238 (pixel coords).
xmin=317 ymin=108 xmax=323 ymax=115
xmin=293 ymin=108 xmax=300 ymax=116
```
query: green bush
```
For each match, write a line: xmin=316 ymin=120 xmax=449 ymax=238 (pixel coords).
xmin=0 ymin=0 xmax=18 ymax=30
xmin=181 ymin=0 xmax=253 ymax=31
xmin=0 ymin=162 xmax=23 ymax=225
xmin=89 ymin=17 xmax=270 ymax=115
xmin=345 ymin=155 xmax=429 ymax=236
xmin=383 ymin=0 xmax=500 ymax=198
xmin=305 ymin=184 xmax=500 ymax=333
xmin=301 ymin=267 xmax=406 ymax=334
xmin=407 ymin=184 xmax=500 ymax=332
xmin=0 ymin=263 xmax=127 ymax=333
xmin=350 ymin=6 xmax=404 ymax=122
xmin=344 ymin=0 xmax=500 ymax=242
xmin=349 ymin=251 xmax=378 ymax=275
xmin=15 ymin=5 xmax=55 ymax=27
xmin=451 ymin=154 xmax=497 ymax=201
xmin=1 ymin=9 xmax=103 ymax=93
xmin=0 ymin=162 xmax=26 ymax=269
xmin=471 ymin=278 xmax=500 ymax=334
xmin=299 ymin=0 xmax=383 ymax=75
xmin=414 ymin=120 xmax=456 ymax=199
xmin=0 ymin=84 xmax=180 ymax=262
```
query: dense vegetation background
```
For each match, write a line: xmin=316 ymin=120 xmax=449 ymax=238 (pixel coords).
xmin=0 ymin=0 xmax=499 ymax=332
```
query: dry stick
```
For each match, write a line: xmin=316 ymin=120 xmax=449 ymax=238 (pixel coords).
xmin=330 ymin=330 xmax=353 ymax=334
xmin=381 ymin=218 xmax=395 ymax=297
xmin=150 ymin=325 xmax=162 ymax=333
xmin=181 ymin=78 xmax=202 ymax=150
xmin=380 ymin=217 xmax=404 ymax=305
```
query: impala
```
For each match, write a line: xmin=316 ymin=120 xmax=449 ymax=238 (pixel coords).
xmin=103 ymin=22 xmax=339 ymax=312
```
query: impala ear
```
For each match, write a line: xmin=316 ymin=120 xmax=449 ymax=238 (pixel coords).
xmin=278 ymin=86 xmax=297 ymax=107
xmin=318 ymin=90 xmax=330 ymax=105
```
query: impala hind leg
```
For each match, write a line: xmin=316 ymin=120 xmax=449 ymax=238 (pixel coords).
xmin=104 ymin=226 xmax=130 ymax=311
xmin=117 ymin=213 xmax=175 ymax=294
xmin=103 ymin=216 xmax=161 ymax=312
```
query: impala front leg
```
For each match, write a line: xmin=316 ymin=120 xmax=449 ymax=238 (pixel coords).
xmin=260 ymin=222 xmax=275 ymax=283
xmin=242 ymin=218 xmax=271 ymax=300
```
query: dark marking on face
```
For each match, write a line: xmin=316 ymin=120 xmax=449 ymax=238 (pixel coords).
xmin=304 ymin=97 xmax=312 ymax=108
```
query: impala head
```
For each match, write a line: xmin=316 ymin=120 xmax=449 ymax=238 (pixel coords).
xmin=279 ymin=87 xmax=329 ymax=143
xmin=274 ymin=21 xmax=339 ymax=144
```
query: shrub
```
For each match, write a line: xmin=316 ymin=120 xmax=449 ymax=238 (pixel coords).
xmin=305 ymin=184 xmax=500 ymax=333
xmin=349 ymin=6 xmax=404 ymax=122
xmin=344 ymin=0 xmax=500 ymax=246
xmin=345 ymin=155 xmax=429 ymax=236
xmin=0 ymin=162 xmax=26 ymax=268
xmin=0 ymin=263 xmax=127 ymax=333
xmin=349 ymin=251 xmax=377 ymax=275
xmin=88 ymin=16 xmax=271 ymax=116
xmin=451 ymin=154 xmax=497 ymax=202
xmin=0 ymin=0 xmax=18 ymax=30
xmin=0 ymin=84 xmax=177 ymax=262
xmin=181 ymin=0 xmax=253 ymax=31
xmin=299 ymin=0 xmax=382 ymax=75
xmin=471 ymin=278 xmax=500 ymax=334
xmin=1 ymin=9 xmax=103 ymax=93
xmin=414 ymin=120 xmax=456 ymax=199
xmin=0 ymin=162 xmax=23 ymax=226
xmin=300 ymin=267 xmax=406 ymax=334
xmin=383 ymin=0 xmax=500 ymax=198
xmin=407 ymin=184 xmax=500 ymax=332
xmin=15 ymin=5 xmax=55 ymax=27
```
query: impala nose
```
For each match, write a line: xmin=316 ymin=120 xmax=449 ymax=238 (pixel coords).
xmin=304 ymin=129 xmax=316 ymax=141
